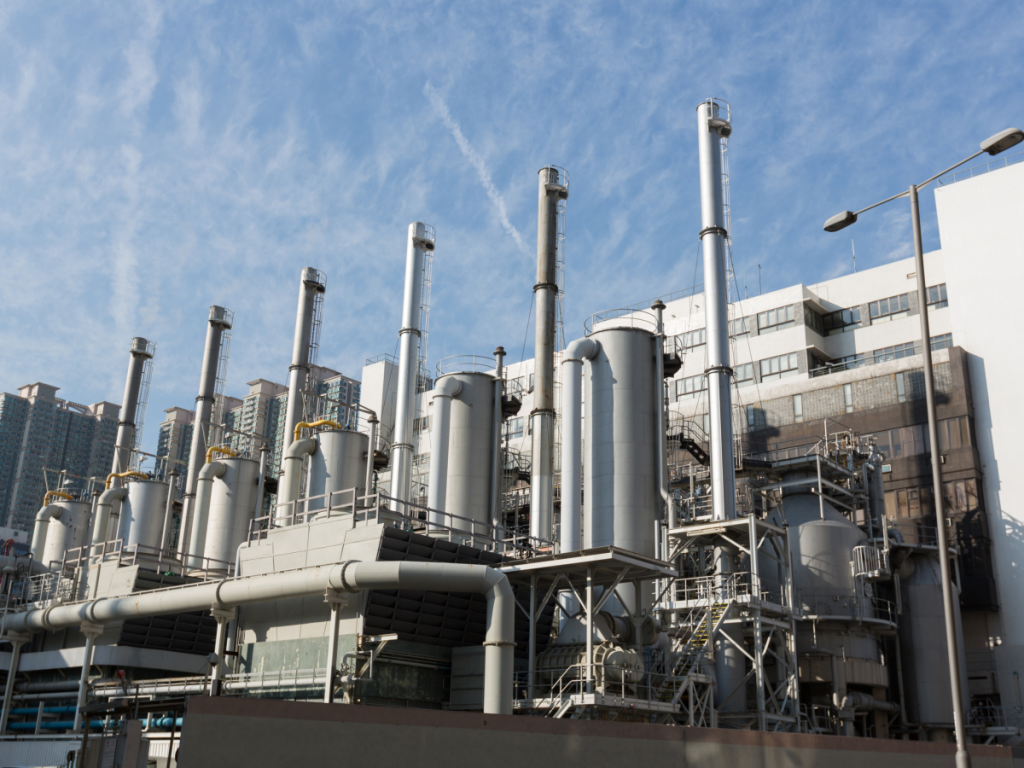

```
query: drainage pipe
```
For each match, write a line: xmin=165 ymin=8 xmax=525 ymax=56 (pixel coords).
xmin=391 ymin=223 xmax=434 ymax=513
xmin=559 ymin=337 xmax=599 ymax=553
xmin=2 ymin=561 xmax=515 ymax=715
xmin=283 ymin=268 xmax=327 ymax=459
xmin=187 ymin=461 xmax=228 ymax=569
xmin=651 ymin=301 xmax=677 ymax=529
xmin=426 ymin=377 xmax=462 ymax=527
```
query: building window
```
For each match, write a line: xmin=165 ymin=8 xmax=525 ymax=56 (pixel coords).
xmin=804 ymin=306 xmax=824 ymax=335
xmin=793 ymin=394 xmax=803 ymax=423
xmin=757 ymin=305 xmax=796 ymax=335
xmin=896 ymin=372 xmax=906 ymax=404
xmin=735 ymin=363 xmax=754 ymax=387
xmin=505 ymin=417 xmax=524 ymax=439
xmin=702 ymin=413 xmax=711 ymax=434
xmin=529 ymin=373 xmax=535 ymax=391
xmin=884 ymin=486 xmax=933 ymax=520
xmin=679 ymin=328 xmax=706 ymax=349
xmin=413 ymin=416 xmax=429 ymax=433
xmin=822 ymin=307 xmax=862 ymax=335
xmin=759 ymin=352 xmax=799 ymax=381
xmin=844 ymin=383 xmax=853 ymax=413
xmin=869 ymin=292 xmax=911 ymax=324
xmin=746 ymin=404 xmax=758 ymax=430
xmin=728 ymin=317 xmax=750 ymax=337
xmin=937 ymin=416 xmax=971 ymax=452
xmin=931 ymin=333 xmax=953 ymax=351
xmin=873 ymin=342 xmax=917 ymax=363
xmin=927 ymin=283 xmax=948 ymax=309
xmin=675 ymin=375 xmax=707 ymax=400
xmin=413 ymin=452 xmax=430 ymax=467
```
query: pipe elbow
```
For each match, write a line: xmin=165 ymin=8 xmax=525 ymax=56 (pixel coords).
xmin=35 ymin=504 xmax=63 ymax=523
xmin=433 ymin=377 xmax=463 ymax=399
xmin=285 ymin=438 xmax=317 ymax=460
xmin=198 ymin=461 xmax=229 ymax=481
xmin=99 ymin=488 xmax=128 ymax=505
xmin=563 ymin=337 xmax=599 ymax=363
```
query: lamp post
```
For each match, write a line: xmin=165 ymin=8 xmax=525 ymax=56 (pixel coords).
xmin=824 ymin=126 xmax=1023 ymax=768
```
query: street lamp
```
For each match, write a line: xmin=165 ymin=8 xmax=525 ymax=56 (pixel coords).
xmin=824 ymin=127 xmax=1023 ymax=768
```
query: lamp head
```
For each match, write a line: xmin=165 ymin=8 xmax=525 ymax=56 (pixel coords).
xmin=981 ymin=128 xmax=1024 ymax=156
xmin=824 ymin=210 xmax=858 ymax=233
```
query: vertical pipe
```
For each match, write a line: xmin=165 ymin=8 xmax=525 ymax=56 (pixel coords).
xmin=585 ymin=567 xmax=594 ymax=694
xmin=111 ymin=338 xmax=154 ymax=480
xmin=210 ymin=610 xmax=231 ymax=696
xmin=73 ymin=627 xmax=100 ymax=732
xmin=324 ymin=600 xmax=341 ymax=703
xmin=179 ymin=307 xmax=232 ymax=555
xmin=530 ymin=167 xmax=567 ymax=542
xmin=489 ymin=347 xmax=505 ymax=535
xmin=426 ymin=379 xmax=461 ymax=527
xmin=559 ymin=338 xmax=597 ymax=554
xmin=159 ymin=470 xmax=177 ymax=555
xmin=652 ymin=301 xmax=677 ymax=529
xmin=695 ymin=100 xmax=737 ymax=523
xmin=528 ymin=574 xmax=537 ymax=700
xmin=283 ymin=268 xmax=326 ymax=458
xmin=911 ymin=185 xmax=970 ymax=768
xmin=365 ymin=416 xmax=378 ymax=502
xmin=391 ymin=223 xmax=433 ymax=512
xmin=254 ymin=446 xmax=268 ymax=522
xmin=0 ymin=636 xmax=27 ymax=733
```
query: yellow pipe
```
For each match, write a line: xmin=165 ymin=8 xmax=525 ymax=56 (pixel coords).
xmin=293 ymin=419 xmax=343 ymax=441
xmin=104 ymin=471 xmax=148 ymax=490
xmin=206 ymin=446 xmax=238 ymax=464
xmin=43 ymin=490 xmax=74 ymax=505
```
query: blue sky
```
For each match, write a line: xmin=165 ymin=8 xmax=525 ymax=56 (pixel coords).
xmin=1 ymin=1 xmax=1022 ymax=455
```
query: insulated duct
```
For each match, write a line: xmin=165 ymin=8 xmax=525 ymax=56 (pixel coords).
xmin=178 ymin=306 xmax=233 ymax=557
xmin=390 ymin=223 xmax=435 ymax=512
xmin=426 ymin=377 xmax=463 ymax=525
xmin=282 ymin=268 xmax=327 ymax=459
xmin=530 ymin=167 xmax=568 ymax=542
xmin=696 ymin=98 xmax=737 ymax=523
xmin=3 ymin=561 xmax=515 ymax=715
xmin=559 ymin=337 xmax=599 ymax=553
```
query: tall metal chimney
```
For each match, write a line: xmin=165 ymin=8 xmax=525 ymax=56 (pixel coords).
xmin=696 ymin=99 xmax=737 ymax=523
xmin=390 ymin=223 xmax=435 ymax=510
xmin=178 ymin=306 xmax=233 ymax=555
xmin=530 ymin=167 xmax=568 ymax=542
xmin=111 ymin=337 xmax=156 ymax=480
xmin=282 ymin=268 xmax=327 ymax=455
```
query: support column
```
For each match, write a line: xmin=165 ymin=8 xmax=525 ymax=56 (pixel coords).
xmin=209 ymin=608 xmax=234 ymax=696
xmin=73 ymin=623 xmax=102 ymax=733
xmin=585 ymin=567 xmax=593 ymax=694
xmin=528 ymin=574 xmax=537 ymax=700
xmin=0 ymin=633 xmax=30 ymax=734
xmin=323 ymin=591 xmax=348 ymax=703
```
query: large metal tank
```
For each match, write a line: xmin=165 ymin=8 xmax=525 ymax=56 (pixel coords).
xmin=307 ymin=430 xmax=369 ymax=513
xmin=583 ymin=327 xmax=659 ymax=557
xmin=898 ymin=552 xmax=970 ymax=725
xmin=41 ymin=500 xmax=91 ymax=568
xmin=204 ymin=457 xmax=261 ymax=569
xmin=439 ymin=371 xmax=496 ymax=531
xmin=117 ymin=479 xmax=169 ymax=550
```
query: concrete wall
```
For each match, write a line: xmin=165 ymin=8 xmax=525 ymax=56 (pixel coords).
xmin=178 ymin=696 xmax=1022 ymax=768
xmin=936 ymin=160 xmax=1024 ymax=710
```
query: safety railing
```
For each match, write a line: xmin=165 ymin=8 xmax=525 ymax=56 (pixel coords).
xmin=887 ymin=520 xmax=941 ymax=548
xmin=937 ymin=150 xmax=1024 ymax=186
xmin=257 ymin=487 xmax=555 ymax=557
xmin=852 ymin=544 xmax=889 ymax=578
xmin=435 ymin=355 xmax=497 ymax=377
xmin=515 ymin=659 xmax=694 ymax=712
xmin=584 ymin=308 xmax=658 ymax=336
xmin=968 ymin=704 xmax=1023 ymax=733
xmin=669 ymin=573 xmax=791 ymax=609
xmin=797 ymin=590 xmax=897 ymax=625
xmin=60 ymin=540 xmax=234 ymax=579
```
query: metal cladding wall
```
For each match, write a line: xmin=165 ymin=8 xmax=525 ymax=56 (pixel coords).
xmin=441 ymin=372 xmax=495 ymax=531
xmin=204 ymin=457 xmax=260 ymax=567
xmin=583 ymin=328 xmax=658 ymax=558
xmin=41 ymin=500 xmax=90 ymax=567
xmin=307 ymin=430 xmax=369 ymax=512
xmin=118 ymin=479 xmax=169 ymax=549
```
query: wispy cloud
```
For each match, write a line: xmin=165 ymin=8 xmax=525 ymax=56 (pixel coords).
xmin=423 ymin=81 xmax=527 ymax=254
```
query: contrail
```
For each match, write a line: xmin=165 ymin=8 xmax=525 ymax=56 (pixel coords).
xmin=424 ymin=81 xmax=527 ymax=253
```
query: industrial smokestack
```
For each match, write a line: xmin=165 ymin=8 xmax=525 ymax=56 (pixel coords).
xmin=696 ymin=99 xmax=737 ymax=523
xmin=390 ymin=223 xmax=435 ymax=511
xmin=178 ymin=306 xmax=233 ymax=556
xmin=282 ymin=268 xmax=327 ymax=455
xmin=530 ymin=167 xmax=568 ymax=542
xmin=111 ymin=337 xmax=155 ymax=480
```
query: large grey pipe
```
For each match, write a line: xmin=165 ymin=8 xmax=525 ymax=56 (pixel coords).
xmin=489 ymin=347 xmax=505 ymax=533
xmin=426 ymin=377 xmax=462 ymax=527
xmin=390 ymin=223 xmax=433 ymax=512
xmin=178 ymin=306 xmax=232 ymax=555
xmin=111 ymin=337 xmax=154 ymax=480
xmin=696 ymin=100 xmax=737 ymax=523
xmin=282 ymin=268 xmax=326 ymax=459
xmin=651 ymin=301 xmax=677 ymax=529
xmin=4 ymin=561 xmax=514 ymax=715
xmin=530 ymin=167 xmax=567 ymax=542
xmin=559 ymin=337 xmax=599 ymax=553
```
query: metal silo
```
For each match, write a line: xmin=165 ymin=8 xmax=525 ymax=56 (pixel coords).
xmin=117 ymin=479 xmax=170 ymax=550
xmin=204 ymin=457 xmax=261 ymax=569
xmin=41 ymin=500 xmax=90 ymax=568
xmin=582 ymin=326 xmax=659 ymax=559
xmin=307 ymin=430 xmax=370 ymax=513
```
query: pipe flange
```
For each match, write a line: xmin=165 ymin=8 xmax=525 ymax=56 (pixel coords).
xmin=698 ymin=226 xmax=728 ymax=239
xmin=704 ymin=365 xmax=734 ymax=376
xmin=338 ymin=561 xmax=358 ymax=593
xmin=532 ymin=282 xmax=559 ymax=293
xmin=482 ymin=640 xmax=517 ymax=648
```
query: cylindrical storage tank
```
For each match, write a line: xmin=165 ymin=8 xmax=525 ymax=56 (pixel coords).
xmin=583 ymin=327 xmax=659 ymax=557
xmin=203 ymin=457 xmax=260 ymax=569
xmin=117 ymin=479 xmax=169 ymax=550
xmin=307 ymin=430 xmax=369 ymax=513
xmin=41 ymin=501 xmax=91 ymax=568
xmin=440 ymin=372 xmax=496 ymax=531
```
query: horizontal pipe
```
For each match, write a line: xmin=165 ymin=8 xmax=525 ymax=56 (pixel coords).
xmin=7 ymin=720 xmax=105 ymax=731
